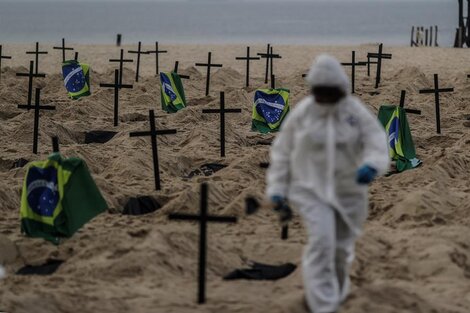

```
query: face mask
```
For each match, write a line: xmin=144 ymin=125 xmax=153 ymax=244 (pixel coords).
xmin=312 ymin=86 xmax=346 ymax=105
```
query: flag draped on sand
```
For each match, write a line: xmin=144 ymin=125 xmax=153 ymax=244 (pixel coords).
xmin=252 ymin=88 xmax=290 ymax=133
xmin=61 ymin=60 xmax=91 ymax=99
xmin=20 ymin=153 xmax=107 ymax=244
xmin=378 ymin=105 xmax=422 ymax=172
xmin=160 ymin=72 xmax=187 ymax=113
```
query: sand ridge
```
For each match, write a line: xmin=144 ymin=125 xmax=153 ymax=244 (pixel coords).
xmin=0 ymin=43 xmax=469 ymax=313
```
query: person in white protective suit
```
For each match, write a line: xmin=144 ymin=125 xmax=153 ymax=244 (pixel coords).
xmin=266 ymin=55 xmax=389 ymax=313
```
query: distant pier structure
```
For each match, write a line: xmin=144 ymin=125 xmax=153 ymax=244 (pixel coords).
xmin=410 ymin=26 xmax=439 ymax=47
xmin=455 ymin=0 xmax=470 ymax=47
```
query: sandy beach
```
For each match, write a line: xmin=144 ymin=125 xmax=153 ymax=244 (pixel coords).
xmin=0 ymin=43 xmax=470 ymax=313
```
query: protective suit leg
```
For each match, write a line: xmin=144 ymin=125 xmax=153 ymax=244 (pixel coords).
xmin=334 ymin=211 xmax=356 ymax=303
xmin=299 ymin=202 xmax=340 ymax=313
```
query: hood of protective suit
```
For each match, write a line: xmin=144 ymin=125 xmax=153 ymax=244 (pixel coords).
xmin=305 ymin=54 xmax=350 ymax=94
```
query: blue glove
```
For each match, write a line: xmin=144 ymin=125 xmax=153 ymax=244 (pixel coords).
xmin=356 ymin=165 xmax=378 ymax=184
xmin=270 ymin=195 xmax=286 ymax=205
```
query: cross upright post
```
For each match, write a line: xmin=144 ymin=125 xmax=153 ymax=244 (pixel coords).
xmin=16 ymin=60 xmax=46 ymax=108
xmin=52 ymin=136 xmax=60 ymax=153
xmin=168 ymin=183 xmax=237 ymax=304
xmin=235 ymin=46 xmax=260 ymax=87
xmin=100 ymin=69 xmax=133 ymax=126
xmin=18 ymin=88 xmax=56 ymax=154
xmin=128 ymin=41 xmax=149 ymax=82
xmin=53 ymin=38 xmax=74 ymax=63
xmin=419 ymin=74 xmax=454 ymax=134
xmin=109 ymin=49 xmax=133 ymax=85
xmin=0 ymin=45 xmax=12 ymax=83
xmin=129 ymin=110 xmax=177 ymax=190
xmin=26 ymin=42 xmax=48 ymax=75
xmin=202 ymin=91 xmax=242 ymax=157
xmin=195 ymin=52 xmax=223 ymax=96
xmin=147 ymin=41 xmax=168 ymax=77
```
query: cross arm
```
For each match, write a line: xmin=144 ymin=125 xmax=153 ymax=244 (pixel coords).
xmin=26 ymin=51 xmax=48 ymax=55
xmin=195 ymin=63 xmax=223 ymax=68
xmin=16 ymin=73 xmax=46 ymax=78
xmin=128 ymin=50 xmax=149 ymax=54
xmin=405 ymin=108 xmax=422 ymax=115
xmin=18 ymin=104 xmax=56 ymax=110
xmin=235 ymin=56 xmax=260 ymax=60
xmin=438 ymin=88 xmax=454 ymax=93
xmin=1 ymin=56 xmax=12 ymax=59
xmin=147 ymin=50 xmax=168 ymax=54
xmin=109 ymin=58 xmax=133 ymax=62
xmin=53 ymin=47 xmax=74 ymax=51
xmin=367 ymin=53 xmax=392 ymax=59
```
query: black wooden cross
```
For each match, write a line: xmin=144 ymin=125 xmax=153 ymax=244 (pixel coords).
xmin=53 ymin=38 xmax=74 ymax=63
xmin=202 ymin=91 xmax=242 ymax=157
xmin=129 ymin=109 xmax=177 ymax=191
xmin=0 ymin=45 xmax=12 ymax=83
xmin=18 ymin=88 xmax=56 ymax=154
xmin=258 ymin=45 xmax=282 ymax=85
xmin=235 ymin=46 xmax=260 ymax=87
xmin=16 ymin=61 xmax=46 ymax=108
xmin=399 ymin=90 xmax=421 ymax=115
xmin=367 ymin=43 xmax=392 ymax=88
xmin=100 ymin=69 xmax=133 ymax=126
xmin=169 ymin=183 xmax=237 ymax=304
xmin=109 ymin=49 xmax=133 ymax=85
xmin=25 ymin=42 xmax=48 ymax=75
xmin=74 ymin=52 xmax=79 ymax=62
xmin=173 ymin=61 xmax=190 ymax=79
xmin=147 ymin=41 xmax=167 ymax=77
xmin=196 ymin=52 xmax=223 ymax=96
xmin=341 ymin=51 xmax=367 ymax=94
xmin=128 ymin=41 xmax=149 ymax=82
xmin=271 ymin=74 xmax=276 ymax=89
xmin=419 ymin=74 xmax=454 ymax=134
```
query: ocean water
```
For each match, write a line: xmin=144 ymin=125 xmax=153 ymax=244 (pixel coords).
xmin=0 ymin=0 xmax=457 ymax=46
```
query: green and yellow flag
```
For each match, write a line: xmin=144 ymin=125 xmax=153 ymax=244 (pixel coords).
xmin=378 ymin=105 xmax=422 ymax=172
xmin=160 ymin=72 xmax=187 ymax=113
xmin=61 ymin=60 xmax=91 ymax=100
xmin=252 ymin=88 xmax=290 ymax=133
xmin=20 ymin=153 xmax=107 ymax=244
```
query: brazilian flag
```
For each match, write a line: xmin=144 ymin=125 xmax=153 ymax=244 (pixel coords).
xmin=20 ymin=153 xmax=107 ymax=244
xmin=252 ymin=88 xmax=290 ymax=133
xmin=62 ymin=60 xmax=91 ymax=100
xmin=378 ymin=105 xmax=422 ymax=172
xmin=160 ymin=72 xmax=187 ymax=113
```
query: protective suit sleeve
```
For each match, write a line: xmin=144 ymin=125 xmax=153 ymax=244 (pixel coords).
xmin=354 ymin=99 xmax=390 ymax=176
xmin=266 ymin=108 xmax=298 ymax=198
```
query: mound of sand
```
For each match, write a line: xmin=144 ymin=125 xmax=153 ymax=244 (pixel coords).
xmin=0 ymin=43 xmax=469 ymax=313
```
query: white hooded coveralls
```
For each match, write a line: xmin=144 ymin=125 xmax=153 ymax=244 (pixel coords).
xmin=266 ymin=55 xmax=389 ymax=313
